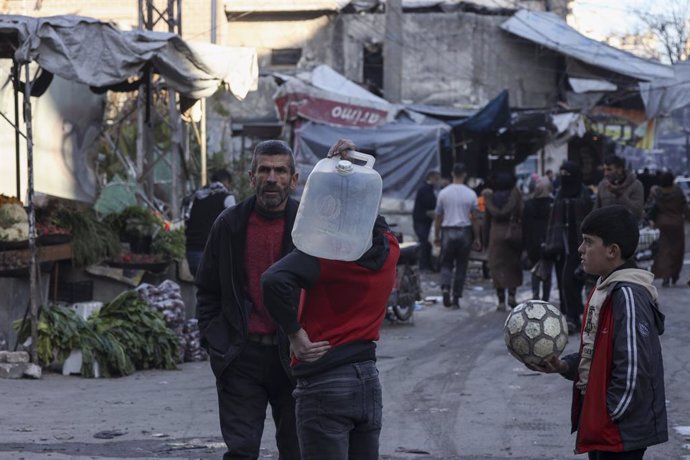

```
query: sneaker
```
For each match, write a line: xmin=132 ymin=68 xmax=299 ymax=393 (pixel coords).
xmin=508 ymin=296 xmax=517 ymax=309
xmin=453 ymin=296 xmax=461 ymax=309
xmin=567 ymin=321 xmax=579 ymax=335
xmin=496 ymin=302 xmax=507 ymax=312
xmin=442 ymin=288 xmax=451 ymax=308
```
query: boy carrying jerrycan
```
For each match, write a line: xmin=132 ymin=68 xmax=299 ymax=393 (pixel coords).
xmin=261 ymin=138 xmax=400 ymax=460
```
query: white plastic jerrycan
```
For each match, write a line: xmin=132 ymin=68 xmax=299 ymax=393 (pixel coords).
xmin=292 ymin=151 xmax=382 ymax=261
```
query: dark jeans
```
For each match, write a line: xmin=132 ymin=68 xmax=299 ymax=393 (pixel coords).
xmin=215 ymin=342 xmax=300 ymax=460
xmin=531 ymin=271 xmax=551 ymax=302
xmin=293 ymin=360 xmax=382 ymax=460
xmin=555 ymin=251 xmax=584 ymax=327
xmin=588 ymin=448 xmax=646 ymax=460
xmin=440 ymin=226 xmax=473 ymax=298
xmin=413 ymin=220 xmax=433 ymax=271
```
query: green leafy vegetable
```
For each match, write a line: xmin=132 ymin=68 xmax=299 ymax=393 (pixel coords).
xmin=54 ymin=208 xmax=120 ymax=267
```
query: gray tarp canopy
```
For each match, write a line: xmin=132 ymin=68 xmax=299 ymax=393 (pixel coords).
xmin=0 ymin=14 xmax=257 ymax=100
xmin=501 ymin=10 xmax=673 ymax=82
xmin=294 ymin=119 xmax=448 ymax=201
xmin=639 ymin=62 xmax=690 ymax=119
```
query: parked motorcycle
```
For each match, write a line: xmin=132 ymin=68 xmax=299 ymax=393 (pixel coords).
xmin=387 ymin=231 xmax=421 ymax=322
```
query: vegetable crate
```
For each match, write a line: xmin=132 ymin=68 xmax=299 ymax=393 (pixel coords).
xmin=54 ymin=280 xmax=94 ymax=303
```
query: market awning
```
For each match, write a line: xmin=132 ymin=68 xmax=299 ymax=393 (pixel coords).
xmin=449 ymin=90 xmax=510 ymax=135
xmin=0 ymin=15 xmax=258 ymax=100
xmin=569 ymin=78 xmax=617 ymax=94
xmin=274 ymin=64 xmax=400 ymax=128
xmin=500 ymin=10 xmax=673 ymax=82
xmin=639 ymin=61 xmax=690 ymax=118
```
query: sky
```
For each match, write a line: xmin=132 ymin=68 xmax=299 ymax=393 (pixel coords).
xmin=569 ymin=0 xmax=681 ymax=40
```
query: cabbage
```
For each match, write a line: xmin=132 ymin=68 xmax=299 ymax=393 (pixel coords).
xmin=0 ymin=203 xmax=28 ymax=227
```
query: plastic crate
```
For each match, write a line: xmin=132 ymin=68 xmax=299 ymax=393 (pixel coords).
xmin=637 ymin=227 xmax=660 ymax=253
xmin=54 ymin=280 xmax=94 ymax=303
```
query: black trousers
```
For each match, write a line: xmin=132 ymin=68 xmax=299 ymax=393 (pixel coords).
xmin=215 ymin=341 xmax=300 ymax=460
xmin=555 ymin=251 xmax=584 ymax=327
xmin=413 ymin=220 xmax=433 ymax=271
xmin=588 ymin=448 xmax=646 ymax=460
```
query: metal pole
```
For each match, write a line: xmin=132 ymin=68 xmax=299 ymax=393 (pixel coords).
xmin=169 ymin=89 xmax=182 ymax=218
xmin=167 ymin=0 xmax=183 ymax=217
xmin=13 ymin=64 xmax=21 ymax=199
xmin=211 ymin=0 xmax=217 ymax=43
xmin=23 ymin=63 xmax=38 ymax=365
xmin=685 ymin=129 xmax=690 ymax=174
xmin=200 ymin=98 xmax=207 ymax=186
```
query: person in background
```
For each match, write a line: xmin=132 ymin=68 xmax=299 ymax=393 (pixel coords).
xmin=522 ymin=177 xmax=553 ymax=301
xmin=646 ymin=171 xmax=690 ymax=287
xmin=594 ymin=155 xmax=644 ymax=221
xmin=434 ymin=163 xmax=482 ymax=309
xmin=544 ymin=161 xmax=593 ymax=334
xmin=482 ymin=172 xmax=523 ymax=311
xmin=412 ymin=170 xmax=441 ymax=272
xmin=185 ymin=170 xmax=236 ymax=277
xmin=534 ymin=205 xmax=667 ymax=460
xmin=261 ymin=138 xmax=399 ymax=460
xmin=637 ymin=167 xmax=658 ymax=203
xmin=195 ymin=140 xmax=301 ymax=460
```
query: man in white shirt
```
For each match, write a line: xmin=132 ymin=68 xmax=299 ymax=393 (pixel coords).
xmin=433 ymin=163 xmax=481 ymax=308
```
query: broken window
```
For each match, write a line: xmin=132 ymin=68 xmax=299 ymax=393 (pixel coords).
xmin=362 ymin=42 xmax=383 ymax=96
xmin=270 ymin=48 xmax=302 ymax=67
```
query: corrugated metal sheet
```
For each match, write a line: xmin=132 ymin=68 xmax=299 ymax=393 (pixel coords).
xmin=501 ymin=10 xmax=673 ymax=82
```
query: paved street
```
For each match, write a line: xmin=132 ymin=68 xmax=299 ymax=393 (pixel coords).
xmin=1 ymin=260 xmax=689 ymax=460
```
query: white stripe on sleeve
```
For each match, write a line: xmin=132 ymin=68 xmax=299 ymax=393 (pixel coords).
xmin=611 ymin=286 xmax=638 ymax=420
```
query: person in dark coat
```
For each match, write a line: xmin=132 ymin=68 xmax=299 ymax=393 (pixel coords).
xmin=195 ymin=140 xmax=301 ymax=460
xmin=647 ymin=171 xmax=690 ymax=286
xmin=523 ymin=177 xmax=553 ymax=301
xmin=184 ymin=169 xmax=236 ymax=276
xmin=483 ymin=172 xmax=523 ymax=311
xmin=594 ymin=155 xmax=644 ymax=222
xmin=544 ymin=161 xmax=593 ymax=334
xmin=412 ymin=170 xmax=441 ymax=272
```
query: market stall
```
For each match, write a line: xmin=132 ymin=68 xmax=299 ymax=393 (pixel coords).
xmin=0 ymin=15 xmax=257 ymax=372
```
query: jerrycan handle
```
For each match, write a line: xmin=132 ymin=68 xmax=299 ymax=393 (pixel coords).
xmin=347 ymin=151 xmax=376 ymax=169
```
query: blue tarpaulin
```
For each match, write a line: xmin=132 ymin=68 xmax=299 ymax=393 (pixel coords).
xmin=449 ymin=90 xmax=510 ymax=135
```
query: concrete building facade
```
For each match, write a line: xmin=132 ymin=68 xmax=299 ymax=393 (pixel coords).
xmin=223 ymin=0 xmax=568 ymax=112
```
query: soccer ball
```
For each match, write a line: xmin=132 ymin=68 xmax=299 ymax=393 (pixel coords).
xmin=504 ymin=300 xmax=568 ymax=367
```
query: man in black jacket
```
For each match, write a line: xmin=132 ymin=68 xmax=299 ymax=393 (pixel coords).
xmin=196 ymin=140 xmax=300 ymax=460
xmin=413 ymin=170 xmax=441 ymax=272
xmin=184 ymin=169 xmax=235 ymax=276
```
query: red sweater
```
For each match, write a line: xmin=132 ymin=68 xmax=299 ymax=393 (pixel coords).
xmin=244 ymin=211 xmax=284 ymax=335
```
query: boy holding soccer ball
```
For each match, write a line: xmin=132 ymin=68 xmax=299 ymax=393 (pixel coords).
xmin=535 ymin=205 xmax=667 ymax=460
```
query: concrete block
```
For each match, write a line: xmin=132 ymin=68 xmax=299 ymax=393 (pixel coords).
xmin=23 ymin=363 xmax=42 ymax=379
xmin=4 ymin=351 xmax=29 ymax=364
xmin=0 ymin=362 xmax=26 ymax=379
